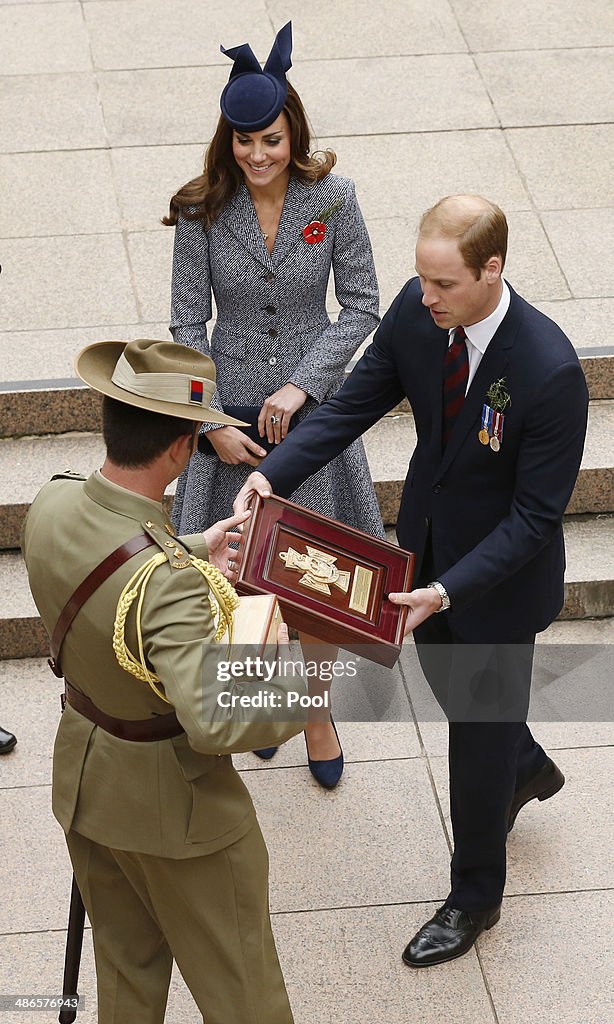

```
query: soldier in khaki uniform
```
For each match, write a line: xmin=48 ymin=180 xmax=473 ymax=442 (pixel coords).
xmin=22 ymin=339 xmax=306 ymax=1024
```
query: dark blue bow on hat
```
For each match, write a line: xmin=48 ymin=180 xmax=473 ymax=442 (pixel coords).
xmin=220 ymin=21 xmax=293 ymax=132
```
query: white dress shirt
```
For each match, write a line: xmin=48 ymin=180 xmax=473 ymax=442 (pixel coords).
xmin=449 ymin=281 xmax=511 ymax=393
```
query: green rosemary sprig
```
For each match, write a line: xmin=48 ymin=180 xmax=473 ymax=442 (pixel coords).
xmin=486 ymin=378 xmax=511 ymax=413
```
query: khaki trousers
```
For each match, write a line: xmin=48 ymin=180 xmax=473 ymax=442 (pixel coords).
xmin=66 ymin=825 xmax=294 ymax=1024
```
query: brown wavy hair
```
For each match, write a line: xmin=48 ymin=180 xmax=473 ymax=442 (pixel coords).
xmin=162 ymin=83 xmax=336 ymax=230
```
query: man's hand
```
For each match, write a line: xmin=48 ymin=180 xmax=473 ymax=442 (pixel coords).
xmin=203 ymin=509 xmax=251 ymax=581
xmin=388 ymin=586 xmax=443 ymax=636
xmin=233 ymin=472 xmax=273 ymax=514
xmin=207 ymin=426 xmax=267 ymax=466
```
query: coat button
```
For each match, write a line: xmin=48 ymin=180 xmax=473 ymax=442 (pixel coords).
xmin=268 ymin=356 xmax=278 ymax=366
xmin=433 ymin=484 xmax=442 ymax=493
xmin=264 ymin=271 xmax=275 ymax=283
xmin=268 ymin=328 xmax=278 ymax=338
xmin=265 ymin=304 xmax=277 ymax=314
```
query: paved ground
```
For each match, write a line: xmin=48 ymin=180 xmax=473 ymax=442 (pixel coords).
xmin=1 ymin=2 xmax=613 ymax=1022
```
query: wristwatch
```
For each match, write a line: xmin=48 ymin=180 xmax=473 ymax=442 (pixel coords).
xmin=427 ymin=581 xmax=451 ymax=612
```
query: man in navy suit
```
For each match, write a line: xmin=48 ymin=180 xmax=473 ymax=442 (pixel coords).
xmin=235 ymin=195 xmax=589 ymax=966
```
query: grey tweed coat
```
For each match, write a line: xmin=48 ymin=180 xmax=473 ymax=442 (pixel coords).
xmin=170 ymin=172 xmax=385 ymax=537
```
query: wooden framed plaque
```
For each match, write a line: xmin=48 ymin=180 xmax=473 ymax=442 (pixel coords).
xmin=236 ymin=495 xmax=415 ymax=667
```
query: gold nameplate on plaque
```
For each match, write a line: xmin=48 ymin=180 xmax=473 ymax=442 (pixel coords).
xmin=279 ymin=545 xmax=351 ymax=596
xmin=348 ymin=565 xmax=374 ymax=615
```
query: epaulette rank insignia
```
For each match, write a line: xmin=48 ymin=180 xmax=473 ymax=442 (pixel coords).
xmin=51 ymin=470 xmax=87 ymax=482
xmin=142 ymin=521 xmax=190 ymax=569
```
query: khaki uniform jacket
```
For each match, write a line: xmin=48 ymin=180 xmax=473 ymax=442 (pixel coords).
xmin=22 ymin=471 xmax=306 ymax=859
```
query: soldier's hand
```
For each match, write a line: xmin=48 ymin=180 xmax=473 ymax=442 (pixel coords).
xmin=233 ymin=472 xmax=273 ymax=514
xmin=388 ymin=587 xmax=443 ymax=636
xmin=277 ymin=622 xmax=290 ymax=645
xmin=203 ymin=509 xmax=251 ymax=581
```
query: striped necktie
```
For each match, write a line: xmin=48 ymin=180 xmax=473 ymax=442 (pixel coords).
xmin=442 ymin=326 xmax=469 ymax=447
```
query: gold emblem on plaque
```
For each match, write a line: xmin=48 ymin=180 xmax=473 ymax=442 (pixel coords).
xmin=279 ymin=545 xmax=351 ymax=596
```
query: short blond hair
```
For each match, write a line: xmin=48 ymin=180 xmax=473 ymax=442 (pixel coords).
xmin=419 ymin=195 xmax=508 ymax=279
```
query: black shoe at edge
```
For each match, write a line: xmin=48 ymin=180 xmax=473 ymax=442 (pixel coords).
xmin=508 ymin=757 xmax=565 ymax=832
xmin=402 ymin=903 xmax=501 ymax=967
xmin=0 ymin=727 xmax=17 ymax=755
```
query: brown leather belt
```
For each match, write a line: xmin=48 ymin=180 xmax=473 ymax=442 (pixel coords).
xmin=49 ymin=532 xmax=156 ymax=678
xmin=64 ymin=681 xmax=184 ymax=742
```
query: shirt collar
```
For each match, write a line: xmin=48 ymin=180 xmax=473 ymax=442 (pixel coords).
xmin=449 ymin=280 xmax=510 ymax=354
xmin=84 ymin=469 xmax=167 ymax=523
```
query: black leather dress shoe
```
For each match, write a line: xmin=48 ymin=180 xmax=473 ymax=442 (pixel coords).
xmin=402 ymin=904 xmax=501 ymax=967
xmin=0 ymin=727 xmax=17 ymax=754
xmin=508 ymin=757 xmax=565 ymax=832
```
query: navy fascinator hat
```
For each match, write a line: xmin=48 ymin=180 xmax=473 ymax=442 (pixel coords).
xmin=220 ymin=21 xmax=293 ymax=132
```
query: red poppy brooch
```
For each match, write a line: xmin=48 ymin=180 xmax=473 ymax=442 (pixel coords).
xmin=303 ymin=200 xmax=344 ymax=244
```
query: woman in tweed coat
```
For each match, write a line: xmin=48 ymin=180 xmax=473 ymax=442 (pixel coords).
xmin=164 ymin=29 xmax=383 ymax=785
xmin=170 ymin=171 xmax=383 ymax=528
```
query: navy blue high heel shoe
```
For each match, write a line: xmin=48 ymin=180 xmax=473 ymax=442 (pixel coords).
xmin=305 ymin=718 xmax=344 ymax=790
xmin=253 ymin=747 xmax=278 ymax=760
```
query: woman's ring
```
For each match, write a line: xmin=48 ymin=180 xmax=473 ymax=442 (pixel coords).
xmin=270 ymin=415 xmax=279 ymax=425
xmin=228 ymin=559 xmax=235 ymax=570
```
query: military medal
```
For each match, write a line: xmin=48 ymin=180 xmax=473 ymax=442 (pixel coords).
xmin=489 ymin=410 xmax=504 ymax=452
xmin=479 ymin=404 xmax=493 ymax=445
xmin=279 ymin=544 xmax=351 ymax=596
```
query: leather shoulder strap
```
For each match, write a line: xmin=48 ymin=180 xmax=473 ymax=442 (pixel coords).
xmin=49 ymin=533 xmax=156 ymax=678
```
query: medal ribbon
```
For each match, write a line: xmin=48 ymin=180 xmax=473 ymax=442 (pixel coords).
xmin=493 ymin=411 xmax=505 ymax=443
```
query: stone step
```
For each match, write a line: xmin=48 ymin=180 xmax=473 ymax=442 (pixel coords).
xmin=0 ymin=551 xmax=49 ymax=660
xmin=536 ymin=616 xmax=614 ymax=643
xmin=1 ymin=346 xmax=612 ymax=439
xmin=0 ymin=379 xmax=101 ymax=439
xmin=557 ymin=515 xmax=614 ymax=620
xmin=1 ymin=399 xmax=612 ymax=547
xmin=1 ymin=516 xmax=612 ymax=661
xmin=364 ymin=401 xmax=614 ymax=525
xmin=1 ymin=398 xmax=613 ymax=547
xmin=2 ymin=609 xmax=613 ymax=695
xmin=0 ymin=432 xmax=106 ymax=549
xmin=575 ymin=347 xmax=614 ymax=403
